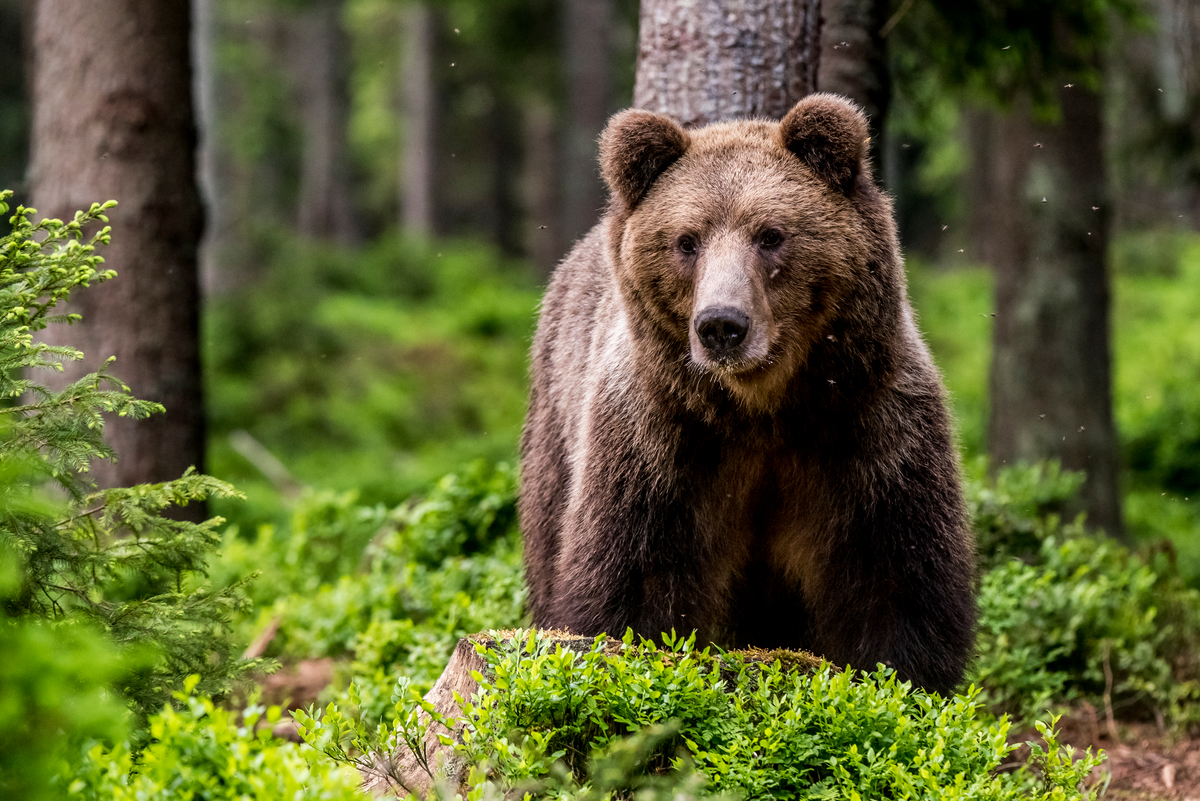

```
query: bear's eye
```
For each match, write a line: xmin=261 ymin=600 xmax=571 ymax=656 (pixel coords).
xmin=758 ymin=229 xmax=784 ymax=249
xmin=677 ymin=235 xmax=698 ymax=254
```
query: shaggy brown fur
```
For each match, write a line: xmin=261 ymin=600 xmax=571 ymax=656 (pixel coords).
xmin=519 ymin=93 xmax=976 ymax=695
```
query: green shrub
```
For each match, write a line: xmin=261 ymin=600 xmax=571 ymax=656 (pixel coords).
xmin=68 ymin=679 xmax=362 ymax=801
xmin=0 ymin=192 xmax=262 ymax=723
xmin=966 ymin=460 xmax=1087 ymax=571
xmin=974 ymin=533 xmax=1200 ymax=727
xmin=300 ymin=631 xmax=1104 ymax=801
xmin=215 ymin=461 xmax=526 ymax=722
xmin=0 ymin=547 xmax=130 ymax=801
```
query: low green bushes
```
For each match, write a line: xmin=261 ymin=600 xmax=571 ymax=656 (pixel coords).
xmin=971 ymin=463 xmax=1200 ymax=729
xmin=69 ymin=680 xmax=362 ymax=801
xmin=301 ymin=632 xmax=1102 ymax=801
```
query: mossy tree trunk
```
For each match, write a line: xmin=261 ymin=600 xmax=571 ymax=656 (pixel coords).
xmin=633 ymin=0 xmax=821 ymax=127
xmin=985 ymin=85 xmax=1124 ymax=539
xmin=29 ymin=0 xmax=206 ymax=497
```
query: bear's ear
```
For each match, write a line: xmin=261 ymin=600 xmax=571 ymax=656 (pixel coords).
xmin=600 ymin=109 xmax=691 ymax=209
xmin=779 ymin=93 xmax=870 ymax=193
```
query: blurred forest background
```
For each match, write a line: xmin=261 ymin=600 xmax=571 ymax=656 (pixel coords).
xmin=2 ymin=0 xmax=1200 ymax=565
xmin=0 ymin=0 xmax=1197 ymax=555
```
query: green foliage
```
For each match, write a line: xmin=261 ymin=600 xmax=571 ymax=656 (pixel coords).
xmin=967 ymin=460 xmax=1087 ymax=570
xmin=966 ymin=462 xmax=1200 ymax=728
xmin=0 ymin=191 xmax=261 ymax=732
xmin=68 ymin=679 xmax=362 ymax=800
xmin=891 ymin=0 xmax=1145 ymax=111
xmin=906 ymin=263 xmax=992 ymax=458
xmin=0 ymin=547 xmax=129 ymax=801
xmin=300 ymin=631 xmax=1104 ymax=801
xmin=212 ymin=461 xmax=525 ymax=722
xmin=205 ymin=232 xmax=540 ymax=529
xmin=975 ymin=532 xmax=1200 ymax=727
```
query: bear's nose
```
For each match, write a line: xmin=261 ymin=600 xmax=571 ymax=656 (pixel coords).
xmin=695 ymin=306 xmax=751 ymax=356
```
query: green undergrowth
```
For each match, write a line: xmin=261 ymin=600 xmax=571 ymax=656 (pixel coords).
xmin=907 ymin=233 xmax=1200 ymax=580
xmin=299 ymin=631 xmax=1103 ymax=801
xmin=210 ymin=460 xmax=527 ymax=715
xmin=969 ymin=461 xmax=1200 ymax=729
xmin=68 ymin=679 xmax=362 ymax=800
xmin=0 ymin=193 xmax=266 ymax=798
xmin=204 ymin=230 xmax=541 ymax=532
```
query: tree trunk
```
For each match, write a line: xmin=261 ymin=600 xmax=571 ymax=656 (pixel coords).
xmin=817 ymin=0 xmax=889 ymax=153
xmin=986 ymin=87 xmax=1124 ymax=538
xmin=489 ymin=93 xmax=523 ymax=257
xmin=400 ymin=3 xmax=436 ymax=238
xmin=634 ymin=0 xmax=821 ymax=127
xmin=291 ymin=0 xmax=359 ymax=243
xmin=523 ymin=98 xmax=561 ymax=276
xmin=561 ymin=0 xmax=613 ymax=246
xmin=0 ymin=0 xmax=29 ymax=202
xmin=29 ymin=0 xmax=206 ymax=492
xmin=191 ymin=0 xmax=225 ymax=294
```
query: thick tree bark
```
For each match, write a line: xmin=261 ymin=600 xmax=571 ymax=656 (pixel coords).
xmin=291 ymin=0 xmax=359 ymax=243
xmin=29 ymin=0 xmax=206 ymax=491
xmin=400 ymin=3 xmax=436 ymax=238
xmin=634 ymin=0 xmax=821 ymax=127
xmin=986 ymin=87 xmax=1124 ymax=538
xmin=817 ymin=0 xmax=889 ymax=151
xmin=561 ymin=0 xmax=613 ymax=246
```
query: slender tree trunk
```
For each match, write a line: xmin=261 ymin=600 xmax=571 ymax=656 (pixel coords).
xmin=524 ymin=98 xmax=561 ymax=276
xmin=0 ymin=0 xmax=29 ymax=201
xmin=400 ymin=3 xmax=436 ymax=238
xmin=490 ymin=93 xmax=522 ymax=256
xmin=634 ymin=0 xmax=821 ymax=127
xmin=191 ymin=0 xmax=225 ymax=294
xmin=291 ymin=0 xmax=358 ymax=242
xmin=561 ymin=0 xmax=612 ymax=245
xmin=817 ymin=0 xmax=889 ymax=152
xmin=29 ymin=0 xmax=206 ymax=492
xmin=986 ymin=87 xmax=1124 ymax=538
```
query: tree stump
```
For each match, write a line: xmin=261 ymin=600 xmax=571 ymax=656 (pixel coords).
xmin=361 ymin=629 xmax=824 ymax=797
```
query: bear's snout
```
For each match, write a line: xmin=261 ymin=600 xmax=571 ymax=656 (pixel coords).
xmin=695 ymin=306 xmax=750 ymax=357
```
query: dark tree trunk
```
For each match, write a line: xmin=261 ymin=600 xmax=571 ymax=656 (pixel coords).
xmin=290 ymin=0 xmax=359 ymax=243
xmin=400 ymin=3 xmax=436 ymax=237
xmin=490 ymin=94 xmax=522 ymax=257
xmin=192 ymin=0 xmax=225 ymax=294
xmin=524 ymin=98 xmax=561 ymax=276
xmin=817 ymin=0 xmax=889 ymax=154
xmin=29 ymin=0 xmax=206 ymax=493
xmin=986 ymin=87 xmax=1124 ymax=538
xmin=0 ymin=0 xmax=29 ymax=203
xmin=561 ymin=0 xmax=613 ymax=246
xmin=634 ymin=0 xmax=822 ymax=127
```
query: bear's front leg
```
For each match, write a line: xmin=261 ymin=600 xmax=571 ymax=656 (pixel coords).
xmin=540 ymin=410 xmax=726 ymax=642
xmin=807 ymin=448 xmax=976 ymax=696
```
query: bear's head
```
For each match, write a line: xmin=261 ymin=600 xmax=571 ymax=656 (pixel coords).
xmin=599 ymin=93 xmax=900 ymax=415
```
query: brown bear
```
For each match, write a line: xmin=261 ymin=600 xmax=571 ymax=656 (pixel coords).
xmin=519 ymin=93 xmax=975 ymax=695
